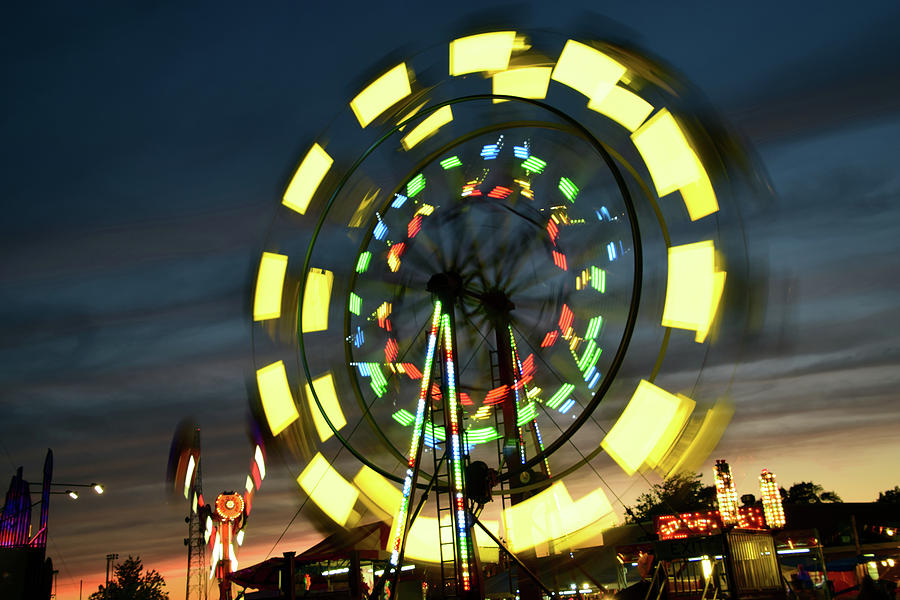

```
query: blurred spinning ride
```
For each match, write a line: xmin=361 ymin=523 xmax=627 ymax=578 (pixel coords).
xmin=251 ymin=27 xmax=761 ymax=599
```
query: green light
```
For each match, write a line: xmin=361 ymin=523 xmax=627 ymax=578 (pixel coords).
xmin=349 ymin=292 xmax=362 ymax=315
xmin=369 ymin=364 xmax=388 ymax=397
xmin=426 ymin=422 xmax=447 ymax=441
xmin=521 ymin=156 xmax=546 ymax=174
xmin=516 ymin=402 xmax=537 ymax=426
xmin=440 ymin=156 xmax=462 ymax=169
xmin=559 ymin=177 xmax=579 ymax=202
xmin=355 ymin=252 xmax=372 ymax=273
xmin=465 ymin=426 xmax=502 ymax=444
xmin=577 ymin=340 xmax=598 ymax=372
xmin=585 ymin=315 xmax=603 ymax=340
xmin=578 ymin=343 xmax=603 ymax=376
xmin=392 ymin=409 xmax=415 ymax=426
xmin=407 ymin=173 xmax=426 ymax=197
xmin=546 ymin=383 xmax=574 ymax=409
xmin=591 ymin=266 xmax=606 ymax=292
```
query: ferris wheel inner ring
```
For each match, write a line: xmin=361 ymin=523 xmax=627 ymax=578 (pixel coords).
xmin=299 ymin=94 xmax=645 ymax=489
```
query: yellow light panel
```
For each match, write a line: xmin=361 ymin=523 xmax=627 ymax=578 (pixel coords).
xmin=680 ymin=152 xmax=719 ymax=220
xmin=349 ymin=63 xmax=412 ymax=128
xmin=492 ymin=67 xmax=552 ymax=103
xmin=253 ymin=252 xmax=288 ymax=321
xmin=661 ymin=241 xmax=720 ymax=335
xmin=256 ymin=360 xmax=300 ymax=436
xmin=395 ymin=514 xmax=500 ymax=563
xmin=401 ymin=516 xmax=442 ymax=563
xmin=601 ymin=380 xmax=694 ymax=475
xmin=551 ymin=40 xmax=626 ymax=100
xmin=301 ymin=268 xmax=334 ymax=332
xmin=297 ymin=453 xmax=359 ymax=526
xmin=631 ymin=109 xmax=702 ymax=197
xmin=449 ymin=31 xmax=516 ymax=76
xmin=401 ymin=105 xmax=453 ymax=150
xmin=353 ymin=465 xmax=401 ymax=523
xmin=304 ymin=372 xmax=346 ymax=442
xmin=502 ymin=482 xmax=616 ymax=553
xmin=667 ymin=400 xmax=734 ymax=476
xmin=695 ymin=270 xmax=726 ymax=343
xmin=646 ymin=392 xmax=696 ymax=469
xmin=282 ymin=143 xmax=333 ymax=215
xmin=587 ymin=85 xmax=654 ymax=132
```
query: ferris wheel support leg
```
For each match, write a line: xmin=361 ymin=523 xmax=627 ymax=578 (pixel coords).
xmin=471 ymin=516 xmax=554 ymax=598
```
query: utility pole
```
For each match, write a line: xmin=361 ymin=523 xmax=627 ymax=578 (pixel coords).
xmin=105 ymin=553 xmax=119 ymax=585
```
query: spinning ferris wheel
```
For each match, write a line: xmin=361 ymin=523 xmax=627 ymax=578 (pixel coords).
xmin=250 ymin=28 xmax=759 ymax=599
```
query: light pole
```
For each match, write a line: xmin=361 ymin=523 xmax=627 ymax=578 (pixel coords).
xmin=106 ymin=553 xmax=119 ymax=585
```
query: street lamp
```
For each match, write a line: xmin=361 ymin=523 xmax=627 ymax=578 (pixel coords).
xmin=40 ymin=482 xmax=105 ymax=495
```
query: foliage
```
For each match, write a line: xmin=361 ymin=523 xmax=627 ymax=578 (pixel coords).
xmin=625 ymin=472 xmax=717 ymax=523
xmin=876 ymin=486 xmax=900 ymax=504
xmin=780 ymin=481 xmax=842 ymax=504
xmin=89 ymin=555 xmax=169 ymax=600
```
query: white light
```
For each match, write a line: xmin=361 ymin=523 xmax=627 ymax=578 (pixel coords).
xmin=777 ymin=549 xmax=811 ymax=555
xmin=93 ymin=484 xmax=104 ymax=495
xmin=183 ymin=455 xmax=196 ymax=499
xmin=254 ymin=446 xmax=266 ymax=481
xmin=401 ymin=565 xmax=415 ymax=571
xmin=236 ymin=530 xmax=245 ymax=546
xmin=67 ymin=490 xmax=78 ymax=500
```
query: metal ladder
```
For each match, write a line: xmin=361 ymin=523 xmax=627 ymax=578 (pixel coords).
xmin=431 ymin=362 xmax=458 ymax=599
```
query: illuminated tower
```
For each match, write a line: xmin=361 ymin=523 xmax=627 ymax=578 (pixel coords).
xmin=759 ymin=469 xmax=785 ymax=528
xmin=713 ymin=459 xmax=739 ymax=525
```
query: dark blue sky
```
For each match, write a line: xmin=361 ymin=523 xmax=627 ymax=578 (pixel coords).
xmin=2 ymin=2 xmax=900 ymax=598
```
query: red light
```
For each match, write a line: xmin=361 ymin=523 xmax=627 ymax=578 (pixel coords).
xmin=540 ymin=331 xmax=559 ymax=348
xmin=558 ymin=304 xmax=574 ymax=333
xmin=547 ymin=220 xmax=559 ymax=245
xmin=401 ymin=363 xmax=422 ymax=379
xmin=552 ymin=250 xmax=567 ymax=271
xmin=484 ymin=385 xmax=509 ymax=405
xmin=460 ymin=392 xmax=473 ymax=406
xmin=385 ymin=338 xmax=399 ymax=362
xmin=407 ymin=216 xmax=422 ymax=238
xmin=487 ymin=186 xmax=513 ymax=199
xmin=521 ymin=354 xmax=536 ymax=380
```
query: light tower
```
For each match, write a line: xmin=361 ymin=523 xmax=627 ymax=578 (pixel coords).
xmin=184 ymin=428 xmax=206 ymax=600
xmin=759 ymin=469 xmax=785 ymax=528
xmin=713 ymin=459 xmax=739 ymax=525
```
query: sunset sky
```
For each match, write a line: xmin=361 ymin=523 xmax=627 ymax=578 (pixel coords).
xmin=2 ymin=2 xmax=900 ymax=599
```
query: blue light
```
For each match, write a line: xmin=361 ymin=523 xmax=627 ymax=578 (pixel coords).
xmin=391 ymin=194 xmax=408 ymax=209
xmin=354 ymin=327 xmax=364 ymax=348
xmin=588 ymin=371 xmax=602 ymax=390
xmin=513 ymin=145 xmax=529 ymax=159
xmin=480 ymin=144 xmax=500 ymax=160
xmin=559 ymin=399 xmax=576 ymax=414
xmin=607 ymin=241 xmax=617 ymax=261
xmin=374 ymin=220 xmax=388 ymax=240
xmin=353 ymin=363 xmax=371 ymax=377
xmin=583 ymin=365 xmax=596 ymax=382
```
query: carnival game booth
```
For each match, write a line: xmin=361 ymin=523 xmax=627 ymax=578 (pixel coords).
xmin=230 ymin=522 xmax=426 ymax=599
xmin=629 ymin=508 xmax=785 ymax=600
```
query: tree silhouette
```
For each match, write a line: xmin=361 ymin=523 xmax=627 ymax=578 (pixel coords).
xmin=876 ymin=486 xmax=900 ymax=504
xmin=89 ymin=555 xmax=169 ymax=600
xmin=780 ymin=481 xmax=842 ymax=504
xmin=625 ymin=472 xmax=717 ymax=523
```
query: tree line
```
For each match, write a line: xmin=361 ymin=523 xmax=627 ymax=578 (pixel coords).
xmin=625 ymin=473 xmax=900 ymax=523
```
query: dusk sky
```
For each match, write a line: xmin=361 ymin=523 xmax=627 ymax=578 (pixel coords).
xmin=2 ymin=2 xmax=900 ymax=599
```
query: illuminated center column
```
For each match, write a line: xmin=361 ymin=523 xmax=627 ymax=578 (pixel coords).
xmin=713 ymin=459 xmax=739 ymax=525
xmin=433 ymin=273 xmax=482 ymax=599
xmin=759 ymin=469 xmax=785 ymax=528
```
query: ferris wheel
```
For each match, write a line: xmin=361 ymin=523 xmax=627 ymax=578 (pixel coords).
xmin=250 ymin=28 xmax=758 ymax=599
